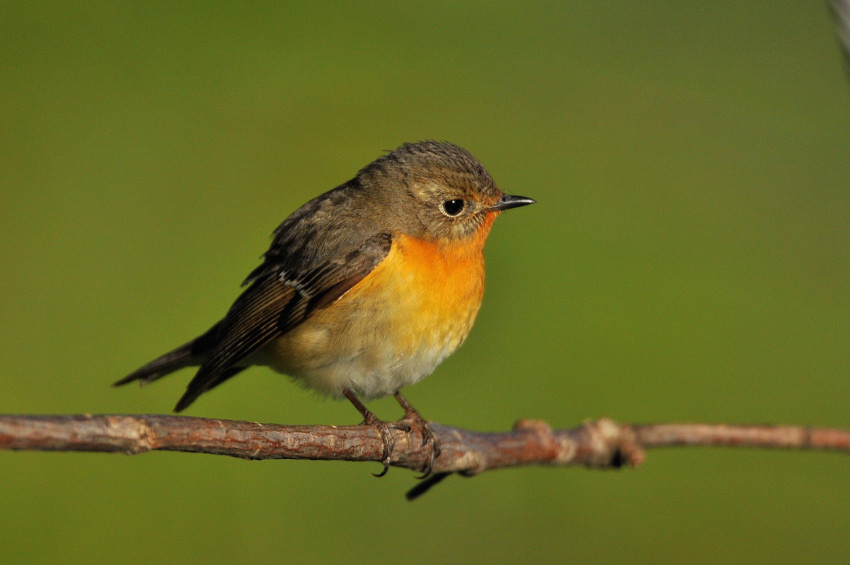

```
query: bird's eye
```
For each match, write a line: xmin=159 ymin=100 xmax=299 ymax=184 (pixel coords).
xmin=441 ymin=199 xmax=465 ymax=217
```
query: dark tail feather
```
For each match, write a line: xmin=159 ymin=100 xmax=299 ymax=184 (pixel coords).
xmin=173 ymin=366 xmax=247 ymax=412
xmin=115 ymin=321 xmax=250 ymax=412
xmin=112 ymin=340 xmax=198 ymax=387
xmin=113 ymin=324 xmax=221 ymax=387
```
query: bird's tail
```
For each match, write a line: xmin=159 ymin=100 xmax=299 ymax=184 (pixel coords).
xmin=113 ymin=323 xmax=220 ymax=387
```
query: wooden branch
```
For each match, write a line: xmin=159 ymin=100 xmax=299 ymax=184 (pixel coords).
xmin=1 ymin=415 xmax=847 ymax=499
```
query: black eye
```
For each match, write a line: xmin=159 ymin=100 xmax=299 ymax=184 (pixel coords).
xmin=441 ymin=199 xmax=465 ymax=217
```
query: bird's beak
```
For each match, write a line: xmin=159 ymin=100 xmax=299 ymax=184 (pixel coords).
xmin=489 ymin=193 xmax=536 ymax=212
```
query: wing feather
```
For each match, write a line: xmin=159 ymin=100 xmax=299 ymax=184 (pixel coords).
xmin=174 ymin=231 xmax=392 ymax=411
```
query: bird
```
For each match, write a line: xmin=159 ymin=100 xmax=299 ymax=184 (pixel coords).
xmin=114 ymin=140 xmax=534 ymax=474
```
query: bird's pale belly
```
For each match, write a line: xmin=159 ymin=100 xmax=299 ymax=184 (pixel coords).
xmin=258 ymin=233 xmax=487 ymax=399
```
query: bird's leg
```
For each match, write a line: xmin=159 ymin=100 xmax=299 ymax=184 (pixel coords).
xmin=393 ymin=391 xmax=441 ymax=477
xmin=343 ymin=388 xmax=410 ymax=477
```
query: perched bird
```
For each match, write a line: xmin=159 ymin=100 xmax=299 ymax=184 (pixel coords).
xmin=115 ymin=140 xmax=534 ymax=473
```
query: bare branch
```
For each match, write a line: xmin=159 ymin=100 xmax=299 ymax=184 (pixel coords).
xmin=1 ymin=414 xmax=847 ymax=498
xmin=2 ymin=414 xmax=847 ymax=464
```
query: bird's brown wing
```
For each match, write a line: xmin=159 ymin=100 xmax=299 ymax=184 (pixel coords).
xmin=174 ymin=231 xmax=393 ymax=411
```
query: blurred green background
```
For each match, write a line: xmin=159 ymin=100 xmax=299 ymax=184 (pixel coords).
xmin=2 ymin=2 xmax=848 ymax=563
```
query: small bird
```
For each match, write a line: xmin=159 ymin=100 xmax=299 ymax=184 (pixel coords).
xmin=115 ymin=140 xmax=534 ymax=473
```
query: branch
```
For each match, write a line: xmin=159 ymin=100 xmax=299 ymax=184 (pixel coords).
xmin=1 ymin=414 xmax=847 ymax=499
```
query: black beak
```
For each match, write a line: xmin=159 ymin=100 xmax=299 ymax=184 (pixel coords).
xmin=489 ymin=193 xmax=536 ymax=212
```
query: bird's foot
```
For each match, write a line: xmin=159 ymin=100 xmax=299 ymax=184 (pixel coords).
xmin=343 ymin=388 xmax=441 ymax=478
xmin=394 ymin=392 xmax=441 ymax=478
xmin=359 ymin=412 xmax=411 ymax=477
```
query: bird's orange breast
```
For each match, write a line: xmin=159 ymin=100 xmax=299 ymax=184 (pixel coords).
xmin=380 ymin=230 xmax=488 ymax=346
xmin=262 ymin=214 xmax=496 ymax=399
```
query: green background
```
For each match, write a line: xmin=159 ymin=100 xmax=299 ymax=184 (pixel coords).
xmin=2 ymin=2 xmax=848 ymax=563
